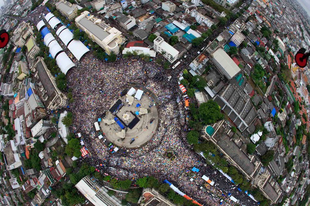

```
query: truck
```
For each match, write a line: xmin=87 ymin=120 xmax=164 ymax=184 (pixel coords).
xmin=94 ymin=122 xmax=100 ymax=131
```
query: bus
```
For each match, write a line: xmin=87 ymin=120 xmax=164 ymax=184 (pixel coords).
xmin=172 ymin=61 xmax=181 ymax=69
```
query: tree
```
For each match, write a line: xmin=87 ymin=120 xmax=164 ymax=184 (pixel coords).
xmin=65 ymin=138 xmax=81 ymax=157
xmin=136 ymin=177 xmax=147 ymax=188
xmin=34 ymin=141 xmax=45 ymax=152
xmin=192 ymin=75 xmax=207 ymax=91
xmin=62 ymin=112 xmax=73 ymax=127
xmin=169 ymin=36 xmax=179 ymax=46
xmin=187 ymin=131 xmax=199 ymax=145
xmin=261 ymin=150 xmax=274 ymax=166
xmin=126 ymin=189 xmax=142 ymax=203
xmin=119 ymin=179 xmax=132 ymax=190
xmin=187 ymin=88 xmax=195 ymax=98
xmin=229 ymin=46 xmax=238 ymax=56
xmin=247 ymin=143 xmax=256 ymax=154
xmin=192 ymin=37 xmax=204 ymax=47
xmin=218 ymin=17 xmax=228 ymax=26
xmin=190 ymin=25 xmax=197 ymax=30
xmin=148 ymin=34 xmax=157 ymax=42
xmin=158 ymin=183 xmax=170 ymax=193
xmin=22 ymin=45 xmax=27 ymax=54
xmin=198 ymin=100 xmax=223 ymax=125
xmin=108 ymin=52 xmax=117 ymax=62
xmin=231 ymin=127 xmax=237 ymax=133
xmin=73 ymin=29 xmax=80 ymax=40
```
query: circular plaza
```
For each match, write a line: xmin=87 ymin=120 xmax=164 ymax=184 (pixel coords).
xmin=100 ymin=87 xmax=159 ymax=148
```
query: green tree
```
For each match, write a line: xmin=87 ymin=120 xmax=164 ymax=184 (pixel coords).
xmin=190 ymin=25 xmax=197 ymax=30
xmin=62 ymin=112 xmax=73 ymax=127
xmin=247 ymin=143 xmax=256 ymax=154
xmin=192 ymin=37 xmax=204 ymax=47
xmin=148 ymin=34 xmax=157 ymax=42
xmin=187 ymin=131 xmax=199 ymax=145
xmin=73 ymin=29 xmax=80 ymax=40
xmin=229 ymin=46 xmax=238 ymax=56
xmin=136 ymin=177 xmax=147 ymax=188
xmin=120 ymin=179 xmax=132 ymax=190
xmin=218 ymin=17 xmax=228 ymax=26
xmin=108 ymin=52 xmax=117 ymax=62
xmin=126 ymin=189 xmax=142 ymax=203
xmin=158 ymin=183 xmax=170 ymax=193
xmin=22 ymin=45 xmax=27 ymax=54
xmin=169 ymin=36 xmax=179 ymax=46
xmin=34 ymin=141 xmax=45 ymax=152
xmin=192 ymin=75 xmax=207 ymax=91
xmin=187 ymin=88 xmax=195 ymax=98
xmin=261 ymin=150 xmax=274 ymax=166
xmin=198 ymin=100 xmax=223 ymax=124
xmin=231 ymin=127 xmax=237 ymax=133
xmin=65 ymin=138 xmax=81 ymax=157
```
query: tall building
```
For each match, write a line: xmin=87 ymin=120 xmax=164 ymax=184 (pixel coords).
xmin=31 ymin=119 xmax=52 ymax=137
xmin=75 ymin=176 xmax=122 ymax=206
xmin=191 ymin=0 xmax=200 ymax=6
xmin=161 ymin=1 xmax=176 ymax=12
xmin=153 ymin=36 xmax=179 ymax=63
xmin=75 ymin=11 xmax=125 ymax=55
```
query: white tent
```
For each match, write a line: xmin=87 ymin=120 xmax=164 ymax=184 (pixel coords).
xmin=45 ymin=12 xmax=55 ymax=22
xmin=127 ymin=87 xmax=136 ymax=96
xmin=59 ymin=28 xmax=73 ymax=46
xmin=67 ymin=40 xmax=90 ymax=60
xmin=48 ymin=17 xmax=61 ymax=29
xmin=49 ymin=40 xmax=63 ymax=58
xmin=36 ymin=20 xmax=45 ymax=31
xmin=55 ymin=52 xmax=75 ymax=75
xmin=135 ymin=89 xmax=144 ymax=100
xmin=43 ymin=33 xmax=55 ymax=47
xmin=250 ymin=133 xmax=260 ymax=144
xmin=56 ymin=26 xmax=66 ymax=36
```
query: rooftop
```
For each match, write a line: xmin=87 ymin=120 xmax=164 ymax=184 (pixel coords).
xmin=263 ymin=182 xmax=279 ymax=202
xmin=78 ymin=18 xmax=109 ymax=41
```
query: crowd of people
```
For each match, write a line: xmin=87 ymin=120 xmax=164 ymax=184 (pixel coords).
xmin=66 ymin=52 xmax=235 ymax=205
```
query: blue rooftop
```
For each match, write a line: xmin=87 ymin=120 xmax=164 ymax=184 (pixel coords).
xmin=165 ymin=23 xmax=179 ymax=34
xmin=41 ymin=27 xmax=50 ymax=38
xmin=182 ymin=33 xmax=196 ymax=43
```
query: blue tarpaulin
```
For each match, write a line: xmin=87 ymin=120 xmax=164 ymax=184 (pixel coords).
xmin=135 ymin=111 xmax=139 ymax=115
xmin=271 ymin=108 xmax=276 ymax=117
xmin=98 ymin=118 xmax=102 ymax=122
xmin=46 ymin=7 xmax=51 ymax=12
xmin=228 ymin=41 xmax=237 ymax=47
xmin=136 ymin=103 xmax=141 ymax=107
xmin=164 ymin=31 xmax=172 ymax=37
xmin=255 ymin=41 xmax=260 ymax=46
xmin=41 ymin=27 xmax=50 ymax=38
xmin=192 ymin=167 xmax=199 ymax=172
xmin=27 ymin=88 xmax=33 ymax=97
xmin=229 ymin=30 xmax=234 ymax=35
xmin=184 ymin=26 xmax=190 ymax=32
xmin=15 ymin=47 xmax=21 ymax=53
xmin=165 ymin=23 xmax=179 ymax=34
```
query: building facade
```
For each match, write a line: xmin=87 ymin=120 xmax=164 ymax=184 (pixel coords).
xmin=75 ymin=11 xmax=125 ymax=55
xmin=55 ymin=0 xmax=78 ymax=20
xmin=32 ymin=57 xmax=67 ymax=110
xmin=162 ymin=1 xmax=176 ymax=12
xmin=153 ymin=36 xmax=179 ymax=63
xmin=75 ymin=176 xmax=122 ymax=206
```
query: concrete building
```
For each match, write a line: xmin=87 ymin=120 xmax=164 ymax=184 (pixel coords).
xmin=203 ymin=121 xmax=283 ymax=204
xmin=161 ymin=1 xmax=176 ymax=12
xmin=105 ymin=3 xmax=122 ymax=17
xmin=55 ymin=0 xmax=78 ymax=20
xmin=75 ymin=11 xmax=125 ymax=55
xmin=90 ymin=0 xmax=105 ymax=11
xmin=16 ymin=61 xmax=29 ymax=80
xmin=75 ymin=176 xmax=122 ymax=206
xmin=26 ymin=36 xmax=40 ymax=59
xmin=123 ymin=41 xmax=156 ymax=57
xmin=213 ymin=0 xmax=239 ymax=7
xmin=116 ymin=14 xmax=136 ymax=30
xmin=190 ymin=10 xmax=215 ymax=27
xmin=211 ymin=48 xmax=241 ymax=79
xmin=153 ymin=36 xmax=179 ymax=63
xmin=138 ymin=188 xmax=175 ymax=206
xmin=31 ymin=119 xmax=52 ymax=137
xmin=191 ymin=0 xmax=200 ymax=6
xmin=32 ymin=58 xmax=68 ymax=110
xmin=213 ymin=83 xmax=257 ymax=132
xmin=230 ymin=31 xmax=246 ymax=47
xmin=3 ymin=140 xmax=22 ymax=170
xmin=12 ymin=21 xmax=33 ymax=47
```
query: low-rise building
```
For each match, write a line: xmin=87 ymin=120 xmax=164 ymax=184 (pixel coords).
xmin=75 ymin=11 xmax=125 ymax=55
xmin=75 ymin=176 xmax=122 ymax=206
xmin=12 ymin=21 xmax=33 ymax=47
xmin=138 ymin=188 xmax=175 ymax=205
xmin=153 ymin=36 xmax=179 ymax=63
xmin=3 ymin=140 xmax=22 ymax=170
xmin=162 ymin=1 xmax=176 ymax=12
xmin=116 ymin=13 xmax=136 ymax=30
xmin=31 ymin=119 xmax=52 ymax=138
xmin=55 ymin=0 xmax=78 ymax=21
xmin=16 ymin=61 xmax=29 ymax=80
xmin=32 ymin=58 xmax=68 ymax=110
xmin=26 ymin=36 xmax=40 ymax=59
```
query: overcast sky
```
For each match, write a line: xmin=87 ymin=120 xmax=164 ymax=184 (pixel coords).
xmin=296 ymin=0 xmax=310 ymax=17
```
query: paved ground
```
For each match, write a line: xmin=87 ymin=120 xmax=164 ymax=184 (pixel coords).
xmin=101 ymin=93 xmax=159 ymax=148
